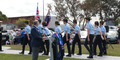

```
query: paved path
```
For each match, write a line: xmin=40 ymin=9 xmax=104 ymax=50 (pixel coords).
xmin=0 ymin=47 xmax=120 ymax=60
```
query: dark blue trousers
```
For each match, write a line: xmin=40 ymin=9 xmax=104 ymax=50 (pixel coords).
xmin=63 ymin=34 xmax=71 ymax=55
xmin=84 ymin=34 xmax=94 ymax=56
xmin=102 ymin=36 xmax=107 ymax=54
xmin=93 ymin=35 xmax=103 ymax=55
xmin=72 ymin=34 xmax=81 ymax=54
xmin=22 ymin=35 xmax=32 ymax=53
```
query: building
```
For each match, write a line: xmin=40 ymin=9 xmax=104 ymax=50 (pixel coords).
xmin=2 ymin=16 xmax=57 ymax=30
xmin=2 ymin=16 xmax=35 ymax=24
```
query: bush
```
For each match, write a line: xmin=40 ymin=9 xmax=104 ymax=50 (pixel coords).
xmin=16 ymin=19 xmax=30 ymax=28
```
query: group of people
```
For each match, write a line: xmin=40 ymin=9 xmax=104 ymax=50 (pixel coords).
xmin=18 ymin=17 xmax=108 ymax=60
xmin=6 ymin=28 xmax=26 ymax=45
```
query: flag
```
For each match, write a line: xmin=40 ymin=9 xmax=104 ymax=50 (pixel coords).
xmin=35 ymin=3 xmax=40 ymax=20
xmin=52 ymin=33 xmax=64 ymax=60
xmin=44 ymin=10 xmax=51 ymax=28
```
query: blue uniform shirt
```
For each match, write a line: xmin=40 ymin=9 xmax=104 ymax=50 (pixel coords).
xmin=38 ymin=24 xmax=43 ymax=33
xmin=43 ymin=27 xmax=50 ymax=36
xmin=64 ymin=23 xmax=70 ymax=34
xmin=55 ymin=25 xmax=62 ymax=33
xmin=25 ymin=25 xmax=31 ymax=34
xmin=74 ymin=24 xmax=80 ymax=34
xmin=21 ymin=31 xmax=25 ymax=37
xmin=86 ymin=22 xmax=94 ymax=34
xmin=95 ymin=26 xmax=101 ymax=35
xmin=100 ymin=25 xmax=106 ymax=35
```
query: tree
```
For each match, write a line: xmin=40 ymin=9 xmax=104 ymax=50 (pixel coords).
xmin=52 ymin=0 xmax=68 ymax=21
xmin=16 ymin=19 xmax=30 ymax=28
xmin=82 ymin=0 xmax=120 ymax=25
xmin=0 ymin=11 xmax=7 ymax=21
xmin=102 ymin=0 xmax=120 ymax=25
xmin=52 ymin=0 xmax=85 ymax=28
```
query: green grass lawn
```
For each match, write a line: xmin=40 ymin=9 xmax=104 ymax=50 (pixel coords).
xmin=0 ymin=54 xmax=85 ymax=60
xmin=4 ymin=44 xmax=120 ymax=56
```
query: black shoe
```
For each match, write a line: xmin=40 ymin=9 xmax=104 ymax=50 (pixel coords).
xmin=28 ymin=52 xmax=32 ymax=55
xmin=42 ymin=53 xmax=48 ymax=55
xmin=19 ymin=52 xmax=24 ymax=55
xmin=66 ymin=54 xmax=71 ymax=57
xmin=98 ymin=55 xmax=103 ymax=57
xmin=77 ymin=53 xmax=82 ymax=55
xmin=87 ymin=56 xmax=93 ymax=58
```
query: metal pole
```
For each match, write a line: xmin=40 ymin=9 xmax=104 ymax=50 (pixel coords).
xmin=43 ymin=0 xmax=44 ymax=20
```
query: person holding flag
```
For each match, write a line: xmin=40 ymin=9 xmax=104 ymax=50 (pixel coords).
xmin=53 ymin=21 xmax=63 ymax=59
xmin=42 ymin=22 xmax=51 ymax=55
xmin=52 ymin=21 xmax=64 ymax=60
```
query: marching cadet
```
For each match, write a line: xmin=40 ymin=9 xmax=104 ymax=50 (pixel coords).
xmin=53 ymin=21 xmax=63 ymax=60
xmin=55 ymin=21 xmax=62 ymax=34
xmin=63 ymin=19 xmax=71 ymax=57
xmin=0 ymin=21 xmax=3 ymax=51
xmin=42 ymin=21 xmax=50 ymax=55
xmin=20 ymin=21 xmax=32 ymax=54
xmin=100 ymin=21 xmax=107 ymax=55
xmin=84 ymin=17 xmax=94 ymax=58
xmin=38 ymin=19 xmax=44 ymax=53
xmin=38 ymin=19 xmax=43 ymax=34
xmin=93 ymin=21 xmax=103 ymax=56
xmin=71 ymin=20 xmax=82 ymax=55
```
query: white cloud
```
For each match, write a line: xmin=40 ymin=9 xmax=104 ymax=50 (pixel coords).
xmin=0 ymin=0 xmax=54 ymax=17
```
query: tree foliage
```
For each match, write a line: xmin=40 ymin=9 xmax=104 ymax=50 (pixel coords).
xmin=82 ymin=0 xmax=120 ymax=25
xmin=52 ymin=0 xmax=120 ymax=26
xmin=0 ymin=11 xmax=7 ymax=21
xmin=16 ymin=19 xmax=30 ymax=28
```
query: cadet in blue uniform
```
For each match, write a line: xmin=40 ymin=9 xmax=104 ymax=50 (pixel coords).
xmin=53 ymin=21 xmax=63 ymax=60
xmin=63 ymin=19 xmax=71 ymax=57
xmin=37 ymin=20 xmax=44 ymax=53
xmin=84 ymin=17 xmax=94 ymax=58
xmin=100 ymin=21 xmax=107 ymax=55
xmin=38 ymin=20 xmax=43 ymax=34
xmin=93 ymin=21 xmax=103 ymax=56
xmin=55 ymin=21 xmax=62 ymax=34
xmin=71 ymin=20 xmax=82 ymax=55
xmin=42 ymin=22 xmax=50 ymax=55
xmin=20 ymin=21 xmax=32 ymax=54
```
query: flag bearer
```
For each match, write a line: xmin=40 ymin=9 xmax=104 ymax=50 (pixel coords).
xmin=53 ymin=21 xmax=63 ymax=60
xmin=42 ymin=22 xmax=50 ymax=55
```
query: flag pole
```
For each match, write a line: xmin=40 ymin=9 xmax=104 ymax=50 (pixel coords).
xmin=43 ymin=0 xmax=44 ymax=21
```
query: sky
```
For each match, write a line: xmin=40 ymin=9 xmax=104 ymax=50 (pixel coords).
xmin=0 ymin=0 xmax=54 ymax=17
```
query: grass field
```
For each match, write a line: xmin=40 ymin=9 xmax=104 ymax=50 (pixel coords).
xmin=0 ymin=54 xmax=85 ymax=60
xmin=4 ymin=44 xmax=120 ymax=56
